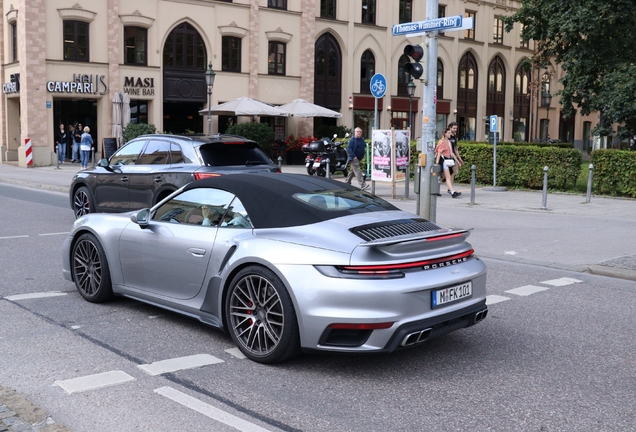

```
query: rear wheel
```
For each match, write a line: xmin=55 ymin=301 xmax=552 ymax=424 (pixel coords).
xmin=306 ymin=165 xmax=316 ymax=175
xmin=225 ymin=266 xmax=301 ymax=364
xmin=73 ymin=186 xmax=94 ymax=218
xmin=316 ymin=166 xmax=326 ymax=177
xmin=71 ymin=233 xmax=113 ymax=303
xmin=341 ymin=168 xmax=349 ymax=177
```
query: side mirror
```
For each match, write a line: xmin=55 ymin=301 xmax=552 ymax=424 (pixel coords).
xmin=131 ymin=209 xmax=150 ymax=228
xmin=98 ymin=158 xmax=109 ymax=167
xmin=345 ymin=133 xmax=350 ymax=138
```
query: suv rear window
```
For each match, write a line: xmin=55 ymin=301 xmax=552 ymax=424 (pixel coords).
xmin=199 ymin=143 xmax=270 ymax=167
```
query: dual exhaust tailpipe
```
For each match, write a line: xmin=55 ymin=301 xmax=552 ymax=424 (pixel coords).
xmin=474 ymin=308 xmax=488 ymax=324
xmin=401 ymin=328 xmax=432 ymax=347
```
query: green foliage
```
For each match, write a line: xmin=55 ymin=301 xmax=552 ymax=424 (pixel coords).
xmin=122 ymin=123 xmax=157 ymax=143
xmin=225 ymin=122 xmax=275 ymax=154
xmin=453 ymin=142 xmax=581 ymax=190
xmin=502 ymin=0 xmax=636 ymax=136
xmin=590 ymin=150 xmax=636 ymax=198
xmin=315 ymin=124 xmax=352 ymax=140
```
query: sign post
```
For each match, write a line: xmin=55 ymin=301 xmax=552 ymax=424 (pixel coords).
xmin=490 ymin=115 xmax=498 ymax=187
xmin=370 ymin=73 xmax=386 ymax=129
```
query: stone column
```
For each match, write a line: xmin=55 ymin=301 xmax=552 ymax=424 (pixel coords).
xmin=297 ymin=0 xmax=316 ymax=138
xmin=248 ymin=0 xmax=259 ymax=98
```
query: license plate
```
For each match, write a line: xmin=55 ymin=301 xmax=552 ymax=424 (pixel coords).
xmin=313 ymin=162 xmax=321 ymax=168
xmin=431 ymin=281 xmax=472 ymax=308
xmin=306 ymin=162 xmax=310 ymax=167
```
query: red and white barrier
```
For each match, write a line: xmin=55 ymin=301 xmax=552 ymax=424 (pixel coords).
xmin=24 ymin=138 xmax=33 ymax=166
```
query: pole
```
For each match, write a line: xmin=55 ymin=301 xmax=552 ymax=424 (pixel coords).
xmin=207 ymin=88 xmax=212 ymax=136
xmin=493 ymin=129 xmax=497 ymax=187
xmin=417 ymin=0 xmax=438 ymax=220
xmin=374 ymin=97 xmax=378 ymax=129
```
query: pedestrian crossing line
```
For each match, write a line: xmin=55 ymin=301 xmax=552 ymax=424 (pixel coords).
xmin=486 ymin=295 xmax=511 ymax=305
xmin=138 ymin=354 xmax=224 ymax=376
xmin=5 ymin=291 xmax=67 ymax=301
xmin=154 ymin=386 xmax=272 ymax=432
xmin=225 ymin=348 xmax=246 ymax=359
xmin=55 ymin=370 xmax=135 ymax=394
xmin=540 ymin=277 xmax=583 ymax=287
xmin=505 ymin=285 xmax=550 ymax=297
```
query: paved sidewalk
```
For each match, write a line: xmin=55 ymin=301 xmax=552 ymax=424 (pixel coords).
xmin=1 ymin=161 xmax=635 ymax=282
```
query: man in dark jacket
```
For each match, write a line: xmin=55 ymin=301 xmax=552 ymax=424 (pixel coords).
xmin=345 ymin=127 xmax=368 ymax=189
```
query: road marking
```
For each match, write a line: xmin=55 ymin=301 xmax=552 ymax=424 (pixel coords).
xmin=71 ymin=325 xmax=82 ymax=330
xmin=5 ymin=291 xmax=67 ymax=301
xmin=503 ymin=251 xmax=517 ymax=255
xmin=225 ymin=348 xmax=246 ymax=359
xmin=540 ymin=277 xmax=583 ymax=287
xmin=486 ymin=295 xmax=511 ymax=305
xmin=55 ymin=370 xmax=135 ymax=394
xmin=38 ymin=232 xmax=69 ymax=236
xmin=154 ymin=386 xmax=271 ymax=432
xmin=138 ymin=354 xmax=224 ymax=376
xmin=505 ymin=285 xmax=549 ymax=297
xmin=0 ymin=235 xmax=29 ymax=240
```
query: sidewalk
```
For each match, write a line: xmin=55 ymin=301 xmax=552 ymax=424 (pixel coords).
xmin=1 ymin=161 xmax=635 ymax=281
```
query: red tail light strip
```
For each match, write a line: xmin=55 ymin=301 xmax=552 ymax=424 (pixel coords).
xmin=193 ymin=173 xmax=223 ymax=181
xmin=425 ymin=232 xmax=464 ymax=242
xmin=343 ymin=249 xmax=474 ymax=272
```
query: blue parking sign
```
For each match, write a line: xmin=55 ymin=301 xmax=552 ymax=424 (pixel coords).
xmin=489 ymin=115 xmax=498 ymax=132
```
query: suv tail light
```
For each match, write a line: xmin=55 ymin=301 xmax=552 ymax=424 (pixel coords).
xmin=193 ymin=172 xmax=223 ymax=181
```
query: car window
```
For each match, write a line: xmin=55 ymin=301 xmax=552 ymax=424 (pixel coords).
xmin=109 ymin=140 xmax=146 ymax=166
xmin=138 ymin=140 xmax=170 ymax=165
xmin=170 ymin=143 xmax=186 ymax=164
xmin=199 ymin=143 xmax=270 ymax=167
xmin=152 ymin=188 xmax=251 ymax=227
xmin=295 ymin=189 xmax=395 ymax=211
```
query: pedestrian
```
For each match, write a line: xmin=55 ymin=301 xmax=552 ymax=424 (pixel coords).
xmin=56 ymin=123 xmax=67 ymax=164
xmin=72 ymin=123 xmax=82 ymax=163
xmin=345 ymin=127 xmax=368 ymax=189
xmin=435 ymin=126 xmax=460 ymax=198
xmin=448 ymin=121 xmax=463 ymax=184
xmin=79 ymin=126 xmax=93 ymax=169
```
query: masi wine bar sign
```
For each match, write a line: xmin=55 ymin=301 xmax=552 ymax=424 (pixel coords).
xmin=123 ymin=76 xmax=155 ymax=96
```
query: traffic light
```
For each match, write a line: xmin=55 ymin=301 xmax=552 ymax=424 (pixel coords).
xmin=403 ymin=43 xmax=427 ymax=80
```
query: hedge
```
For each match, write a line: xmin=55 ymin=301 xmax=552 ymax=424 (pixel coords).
xmin=590 ymin=149 xmax=636 ymax=198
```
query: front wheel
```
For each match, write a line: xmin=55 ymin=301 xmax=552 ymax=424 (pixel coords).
xmin=71 ymin=233 xmax=114 ymax=303
xmin=225 ymin=266 xmax=301 ymax=364
xmin=306 ymin=165 xmax=316 ymax=175
xmin=316 ymin=166 xmax=327 ymax=177
xmin=73 ymin=186 xmax=94 ymax=219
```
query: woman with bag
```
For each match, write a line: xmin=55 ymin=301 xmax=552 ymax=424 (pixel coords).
xmin=435 ymin=127 xmax=461 ymax=198
xmin=79 ymin=126 xmax=93 ymax=170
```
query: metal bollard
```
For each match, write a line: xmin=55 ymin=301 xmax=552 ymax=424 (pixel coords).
xmin=585 ymin=163 xmax=594 ymax=203
xmin=470 ymin=164 xmax=476 ymax=205
xmin=91 ymin=148 xmax=96 ymax=168
xmin=405 ymin=164 xmax=410 ymax=199
xmin=278 ymin=156 xmax=282 ymax=170
xmin=325 ymin=158 xmax=331 ymax=179
xmin=541 ymin=166 xmax=549 ymax=210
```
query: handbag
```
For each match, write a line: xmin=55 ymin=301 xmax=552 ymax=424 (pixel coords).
xmin=443 ymin=158 xmax=455 ymax=168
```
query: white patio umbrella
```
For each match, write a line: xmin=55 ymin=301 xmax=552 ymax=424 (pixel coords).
xmin=198 ymin=97 xmax=289 ymax=117
xmin=122 ymin=93 xmax=131 ymax=129
xmin=276 ymin=98 xmax=342 ymax=118
xmin=112 ymin=92 xmax=122 ymax=141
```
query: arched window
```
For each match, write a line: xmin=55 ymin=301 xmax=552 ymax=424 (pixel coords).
xmin=437 ymin=59 xmax=444 ymax=100
xmin=487 ymin=56 xmax=506 ymax=117
xmin=360 ymin=50 xmax=375 ymax=94
xmin=397 ymin=54 xmax=410 ymax=96
xmin=163 ymin=22 xmax=206 ymax=69
xmin=513 ymin=61 xmax=532 ymax=141
xmin=314 ymin=33 xmax=342 ymax=110
xmin=457 ymin=52 xmax=478 ymax=140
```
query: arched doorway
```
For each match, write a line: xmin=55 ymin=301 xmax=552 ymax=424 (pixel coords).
xmin=163 ymin=22 xmax=207 ymax=133
xmin=457 ymin=52 xmax=478 ymax=140
xmin=513 ymin=61 xmax=531 ymax=141
xmin=314 ymin=33 xmax=342 ymax=134
xmin=487 ymin=56 xmax=506 ymax=139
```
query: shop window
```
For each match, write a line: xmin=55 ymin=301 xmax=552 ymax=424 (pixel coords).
xmin=361 ymin=0 xmax=376 ymax=25
xmin=64 ymin=20 xmax=89 ymax=62
xmin=320 ymin=0 xmax=336 ymax=19
xmin=129 ymin=100 xmax=148 ymax=124
xmin=11 ymin=22 xmax=17 ymax=62
xmin=360 ymin=50 xmax=375 ymax=94
xmin=125 ymin=27 xmax=147 ymax=65
xmin=222 ymin=36 xmax=241 ymax=72
xmin=268 ymin=42 xmax=286 ymax=75
xmin=464 ymin=11 xmax=475 ymax=40
xmin=268 ymin=0 xmax=287 ymax=9
xmin=399 ymin=0 xmax=412 ymax=24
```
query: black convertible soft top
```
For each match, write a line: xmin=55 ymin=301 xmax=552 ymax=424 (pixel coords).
xmin=182 ymin=173 xmax=397 ymax=229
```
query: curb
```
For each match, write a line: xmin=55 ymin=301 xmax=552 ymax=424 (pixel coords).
xmin=0 ymin=386 xmax=72 ymax=432
xmin=588 ymin=265 xmax=636 ymax=282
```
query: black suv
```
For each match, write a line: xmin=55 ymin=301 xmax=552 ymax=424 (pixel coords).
xmin=70 ymin=134 xmax=280 ymax=218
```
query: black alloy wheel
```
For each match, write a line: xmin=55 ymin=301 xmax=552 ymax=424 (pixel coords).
xmin=71 ymin=233 xmax=114 ymax=303
xmin=73 ymin=186 xmax=94 ymax=218
xmin=226 ymin=266 xmax=301 ymax=363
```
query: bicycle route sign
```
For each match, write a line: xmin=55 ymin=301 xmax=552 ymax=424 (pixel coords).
xmin=370 ymin=73 xmax=387 ymax=98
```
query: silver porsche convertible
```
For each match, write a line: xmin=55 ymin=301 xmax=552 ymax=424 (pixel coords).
xmin=62 ymin=173 xmax=487 ymax=364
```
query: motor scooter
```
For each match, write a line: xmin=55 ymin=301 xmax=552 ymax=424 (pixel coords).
xmin=314 ymin=133 xmax=349 ymax=178
xmin=302 ymin=141 xmax=319 ymax=175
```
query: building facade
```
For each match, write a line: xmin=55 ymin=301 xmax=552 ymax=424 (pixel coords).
xmin=1 ymin=0 xmax=597 ymax=167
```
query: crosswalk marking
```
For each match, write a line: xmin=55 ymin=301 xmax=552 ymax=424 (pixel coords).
xmin=5 ymin=291 xmax=67 ymax=301
xmin=138 ymin=354 xmax=224 ymax=376
xmin=540 ymin=277 xmax=583 ymax=287
xmin=154 ymin=386 xmax=272 ymax=432
xmin=505 ymin=285 xmax=550 ymax=297
xmin=55 ymin=370 xmax=135 ymax=394
xmin=225 ymin=348 xmax=246 ymax=359
xmin=486 ymin=295 xmax=511 ymax=305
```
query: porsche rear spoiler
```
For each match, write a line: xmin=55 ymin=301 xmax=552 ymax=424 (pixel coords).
xmin=356 ymin=228 xmax=472 ymax=248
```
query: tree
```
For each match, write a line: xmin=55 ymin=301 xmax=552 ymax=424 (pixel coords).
xmin=503 ymin=0 xmax=636 ymax=136
xmin=122 ymin=123 xmax=157 ymax=143
xmin=225 ymin=122 xmax=275 ymax=154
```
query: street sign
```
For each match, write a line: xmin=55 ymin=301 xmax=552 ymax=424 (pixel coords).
xmin=370 ymin=73 xmax=387 ymax=98
xmin=490 ymin=115 xmax=498 ymax=132
xmin=404 ymin=18 xmax=474 ymax=39
xmin=393 ymin=16 xmax=463 ymax=36
xmin=488 ymin=132 xmax=500 ymax=144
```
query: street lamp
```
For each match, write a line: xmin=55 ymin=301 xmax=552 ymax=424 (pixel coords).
xmin=407 ymin=79 xmax=416 ymax=129
xmin=205 ymin=62 xmax=216 ymax=135
xmin=540 ymin=72 xmax=552 ymax=141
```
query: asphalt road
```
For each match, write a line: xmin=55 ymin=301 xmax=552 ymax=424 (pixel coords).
xmin=1 ymin=184 xmax=635 ymax=432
